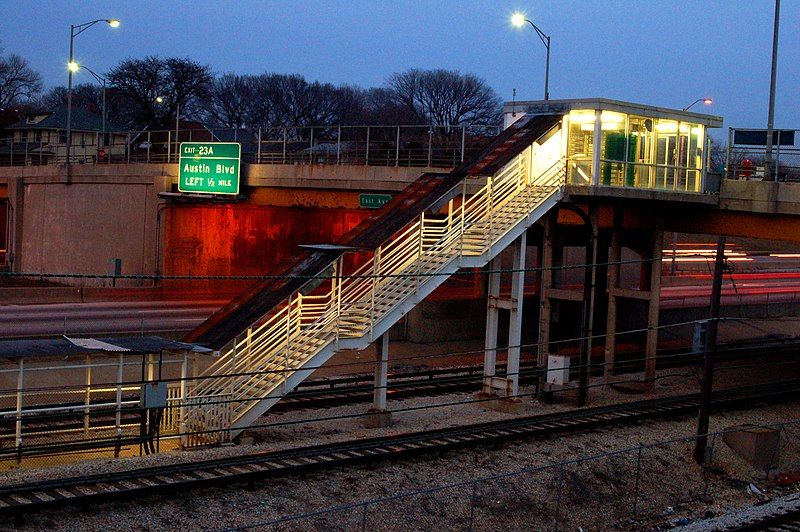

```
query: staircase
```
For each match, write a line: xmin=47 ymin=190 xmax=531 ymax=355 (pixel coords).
xmin=184 ymin=124 xmax=567 ymax=446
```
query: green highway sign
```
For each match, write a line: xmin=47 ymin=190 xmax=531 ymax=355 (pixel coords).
xmin=179 ymin=142 xmax=241 ymax=195
xmin=359 ymin=193 xmax=392 ymax=209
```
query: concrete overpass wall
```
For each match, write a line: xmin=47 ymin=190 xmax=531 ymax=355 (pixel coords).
xmin=0 ymin=163 xmax=446 ymax=286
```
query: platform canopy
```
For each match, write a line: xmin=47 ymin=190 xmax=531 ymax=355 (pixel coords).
xmin=0 ymin=336 xmax=213 ymax=361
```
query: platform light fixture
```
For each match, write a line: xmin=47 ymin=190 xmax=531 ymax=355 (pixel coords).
xmin=510 ymin=12 xmax=551 ymax=100
xmin=682 ymin=98 xmax=713 ymax=111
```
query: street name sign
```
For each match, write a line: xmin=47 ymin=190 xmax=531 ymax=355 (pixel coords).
xmin=359 ymin=193 xmax=392 ymax=209
xmin=179 ymin=142 xmax=241 ymax=195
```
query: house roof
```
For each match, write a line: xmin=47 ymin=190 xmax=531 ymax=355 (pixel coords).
xmin=7 ymin=106 xmax=124 ymax=133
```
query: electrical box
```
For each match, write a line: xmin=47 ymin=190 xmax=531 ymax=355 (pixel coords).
xmin=692 ymin=320 xmax=709 ymax=354
xmin=140 ymin=381 xmax=168 ymax=409
xmin=109 ymin=258 xmax=122 ymax=276
xmin=547 ymin=355 xmax=570 ymax=386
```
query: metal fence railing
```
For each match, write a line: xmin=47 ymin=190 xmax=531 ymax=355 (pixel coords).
xmin=0 ymin=124 xmax=501 ymax=169
xmin=725 ymin=127 xmax=800 ymax=181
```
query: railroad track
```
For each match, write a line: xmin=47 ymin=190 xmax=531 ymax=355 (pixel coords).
xmin=678 ymin=491 xmax=800 ymax=531
xmin=1 ymin=379 xmax=798 ymax=517
xmin=3 ymin=337 xmax=799 ymax=461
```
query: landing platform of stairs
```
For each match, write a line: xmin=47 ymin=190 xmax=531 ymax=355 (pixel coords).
xmin=564 ymin=184 xmax=719 ymax=206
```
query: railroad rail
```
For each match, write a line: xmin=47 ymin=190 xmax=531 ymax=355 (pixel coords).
xmin=1 ymin=379 xmax=798 ymax=517
xmin=676 ymin=491 xmax=800 ymax=530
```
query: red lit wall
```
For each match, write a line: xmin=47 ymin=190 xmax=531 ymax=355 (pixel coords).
xmin=162 ymin=203 xmax=496 ymax=300
xmin=163 ymin=204 xmax=370 ymax=286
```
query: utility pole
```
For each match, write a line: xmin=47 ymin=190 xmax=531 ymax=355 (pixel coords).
xmin=693 ymin=237 xmax=726 ymax=464
xmin=764 ymin=0 xmax=781 ymax=181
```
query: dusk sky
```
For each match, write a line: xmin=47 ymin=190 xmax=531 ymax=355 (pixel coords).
xmin=2 ymin=0 xmax=798 ymax=139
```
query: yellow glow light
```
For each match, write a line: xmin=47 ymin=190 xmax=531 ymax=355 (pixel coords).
xmin=703 ymin=98 xmax=713 ymax=105
xmin=674 ymin=257 xmax=753 ymax=263
xmin=68 ymin=61 xmax=80 ymax=73
xmin=511 ymin=13 xmax=526 ymax=27
xmin=155 ymin=96 xmax=164 ymax=103
xmin=107 ymin=19 xmax=120 ymax=28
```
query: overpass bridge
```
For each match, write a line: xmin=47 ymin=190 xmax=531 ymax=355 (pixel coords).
xmin=6 ymin=99 xmax=800 ymax=448
xmin=174 ymin=99 xmax=736 ymax=445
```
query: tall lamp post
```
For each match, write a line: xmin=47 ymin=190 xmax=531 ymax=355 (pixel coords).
xmin=66 ymin=18 xmax=119 ymax=169
xmin=682 ymin=97 xmax=713 ymax=112
xmin=764 ymin=0 xmax=781 ymax=181
xmin=156 ymin=95 xmax=181 ymax=162
xmin=511 ymin=13 xmax=551 ymax=100
xmin=73 ymin=64 xmax=107 ymax=157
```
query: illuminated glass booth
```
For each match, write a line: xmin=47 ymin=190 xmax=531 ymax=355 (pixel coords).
xmin=503 ymin=99 xmax=723 ymax=193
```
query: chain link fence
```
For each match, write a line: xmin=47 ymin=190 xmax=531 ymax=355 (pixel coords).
xmin=236 ymin=421 xmax=800 ymax=531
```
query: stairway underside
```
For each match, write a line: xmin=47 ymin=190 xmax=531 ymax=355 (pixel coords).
xmin=182 ymin=113 xmax=566 ymax=445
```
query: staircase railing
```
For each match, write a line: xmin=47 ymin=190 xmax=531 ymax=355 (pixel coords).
xmin=185 ymin=149 xmax=567 ymax=445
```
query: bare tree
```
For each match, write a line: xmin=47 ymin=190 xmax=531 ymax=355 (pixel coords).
xmin=361 ymin=87 xmax=418 ymax=125
xmin=39 ymin=84 xmax=104 ymax=115
xmin=205 ymin=73 xmax=367 ymax=131
xmin=206 ymin=73 xmax=252 ymax=128
xmin=387 ymin=69 xmax=501 ymax=129
xmin=107 ymin=56 xmax=212 ymax=129
xmin=0 ymin=52 xmax=43 ymax=108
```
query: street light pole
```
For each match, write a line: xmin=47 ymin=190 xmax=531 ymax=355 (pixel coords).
xmin=77 ymin=65 xmax=107 ymax=154
xmin=511 ymin=14 xmax=551 ymax=100
xmin=764 ymin=0 xmax=781 ymax=182
xmin=67 ymin=25 xmax=75 ymax=168
xmin=175 ymin=99 xmax=180 ymax=161
xmin=65 ymin=18 xmax=119 ymax=174
xmin=543 ymin=32 xmax=550 ymax=101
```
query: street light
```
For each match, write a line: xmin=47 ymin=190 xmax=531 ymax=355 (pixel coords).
xmin=155 ymin=95 xmax=181 ymax=162
xmin=66 ymin=18 xmax=119 ymax=169
xmin=682 ymin=98 xmax=713 ymax=111
xmin=511 ymin=12 xmax=551 ymax=100
xmin=72 ymin=64 xmax=107 ymax=156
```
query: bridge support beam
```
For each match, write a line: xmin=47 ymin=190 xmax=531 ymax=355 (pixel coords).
xmin=603 ymin=210 xmax=663 ymax=391
xmin=482 ymin=232 xmax=527 ymax=399
xmin=365 ymin=334 xmax=392 ymax=428
xmin=644 ymin=225 xmax=664 ymax=389
xmin=537 ymin=214 xmax=556 ymax=367
xmin=537 ymin=207 xmax=600 ymax=403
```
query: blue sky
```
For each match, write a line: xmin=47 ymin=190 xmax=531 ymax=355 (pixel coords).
xmin=2 ymin=0 xmax=798 ymax=138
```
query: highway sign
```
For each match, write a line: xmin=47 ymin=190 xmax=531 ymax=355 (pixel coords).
xmin=179 ymin=142 xmax=241 ymax=195
xmin=359 ymin=193 xmax=392 ymax=209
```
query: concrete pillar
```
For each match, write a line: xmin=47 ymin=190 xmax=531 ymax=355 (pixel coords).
xmin=373 ymin=334 xmax=389 ymax=411
xmin=506 ymin=231 xmax=527 ymax=395
xmin=483 ymin=233 xmax=527 ymax=399
xmin=365 ymin=334 xmax=392 ymax=428
xmin=604 ymin=208 xmax=622 ymax=378
xmin=537 ymin=215 xmax=554 ymax=366
xmin=483 ymin=255 xmax=502 ymax=391
xmin=644 ymin=226 xmax=664 ymax=389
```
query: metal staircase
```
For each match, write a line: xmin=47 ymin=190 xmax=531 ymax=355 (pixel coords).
xmin=184 ymin=122 xmax=567 ymax=446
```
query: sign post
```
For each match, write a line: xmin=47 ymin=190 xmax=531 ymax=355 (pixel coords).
xmin=178 ymin=142 xmax=241 ymax=195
